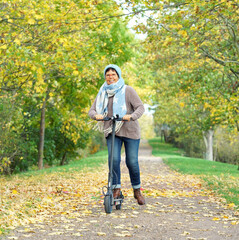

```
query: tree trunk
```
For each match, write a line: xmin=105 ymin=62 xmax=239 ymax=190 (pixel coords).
xmin=38 ymin=89 xmax=50 ymax=170
xmin=203 ymin=129 xmax=214 ymax=161
xmin=38 ymin=99 xmax=47 ymax=170
xmin=163 ymin=130 xmax=168 ymax=143
xmin=60 ymin=152 xmax=67 ymax=166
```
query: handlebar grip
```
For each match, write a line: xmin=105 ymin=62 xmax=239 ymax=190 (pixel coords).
xmin=96 ymin=117 xmax=113 ymax=121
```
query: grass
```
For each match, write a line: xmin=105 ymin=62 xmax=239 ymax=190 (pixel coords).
xmin=7 ymin=150 xmax=108 ymax=179
xmin=148 ymin=137 xmax=239 ymax=208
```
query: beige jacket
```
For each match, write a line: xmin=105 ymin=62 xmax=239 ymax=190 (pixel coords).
xmin=88 ymin=85 xmax=145 ymax=139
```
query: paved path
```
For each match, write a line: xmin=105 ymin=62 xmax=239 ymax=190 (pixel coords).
xmin=2 ymin=140 xmax=239 ymax=240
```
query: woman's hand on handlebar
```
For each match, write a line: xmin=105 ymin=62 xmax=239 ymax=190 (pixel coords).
xmin=123 ymin=114 xmax=132 ymax=121
xmin=95 ymin=114 xmax=104 ymax=120
xmin=95 ymin=114 xmax=132 ymax=121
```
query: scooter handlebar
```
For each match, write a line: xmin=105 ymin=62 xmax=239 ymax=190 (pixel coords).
xmin=96 ymin=114 xmax=132 ymax=121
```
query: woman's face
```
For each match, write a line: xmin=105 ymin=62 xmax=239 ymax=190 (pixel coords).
xmin=105 ymin=69 xmax=119 ymax=85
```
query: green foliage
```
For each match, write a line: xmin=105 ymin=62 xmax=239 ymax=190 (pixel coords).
xmin=96 ymin=20 xmax=135 ymax=66
xmin=0 ymin=96 xmax=24 ymax=174
xmin=167 ymin=128 xmax=205 ymax=159
xmin=87 ymin=130 xmax=107 ymax=154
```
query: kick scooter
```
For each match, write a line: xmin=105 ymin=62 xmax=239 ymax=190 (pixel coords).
xmin=99 ymin=115 xmax=124 ymax=214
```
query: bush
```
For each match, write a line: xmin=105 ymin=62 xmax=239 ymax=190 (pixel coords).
xmin=88 ymin=130 xmax=107 ymax=154
xmin=157 ymin=126 xmax=239 ymax=167
xmin=214 ymin=128 xmax=239 ymax=166
xmin=164 ymin=128 xmax=204 ymax=158
xmin=0 ymin=96 xmax=25 ymax=174
xmin=0 ymin=95 xmax=94 ymax=174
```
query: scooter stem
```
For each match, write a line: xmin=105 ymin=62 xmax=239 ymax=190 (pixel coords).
xmin=108 ymin=118 xmax=116 ymax=196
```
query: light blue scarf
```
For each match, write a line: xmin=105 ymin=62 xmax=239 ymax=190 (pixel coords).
xmin=95 ymin=64 xmax=127 ymax=133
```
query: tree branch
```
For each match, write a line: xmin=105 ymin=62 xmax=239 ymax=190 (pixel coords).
xmin=199 ymin=47 xmax=239 ymax=78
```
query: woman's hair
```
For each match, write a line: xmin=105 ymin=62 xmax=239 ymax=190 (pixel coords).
xmin=105 ymin=67 xmax=119 ymax=77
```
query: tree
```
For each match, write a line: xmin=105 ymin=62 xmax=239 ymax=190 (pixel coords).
xmin=0 ymin=0 xmax=136 ymax=173
xmin=122 ymin=0 xmax=239 ymax=160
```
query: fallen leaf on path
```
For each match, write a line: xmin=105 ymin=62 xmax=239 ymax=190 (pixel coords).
xmin=97 ymin=232 xmax=106 ymax=236
xmin=72 ymin=233 xmax=82 ymax=236
xmin=114 ymin=231 xmax=132 ymax=237
xmin=22 ymin=234 xmax=33 ymax=238
xmin=48 ymin=232 xmax=64 ymax=235
xmin=181 ymin=231 xmax=190 ymax=236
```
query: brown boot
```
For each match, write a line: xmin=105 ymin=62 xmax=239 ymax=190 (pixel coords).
xmin=134 ymin=188 xmax=145 ymax=205
xmin=113 ymin=188 xmax=121 ymax=199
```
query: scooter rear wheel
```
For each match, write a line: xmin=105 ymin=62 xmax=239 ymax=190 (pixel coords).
xmin=115 ymin=191 xmax=124 ymax=210
xmin=116 ymin=204 xmax=122 ymax=210
xmin=104 ymin=194 xmax=113 ymax=214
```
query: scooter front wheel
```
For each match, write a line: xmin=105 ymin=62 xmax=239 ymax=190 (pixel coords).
xmin=104 ymin=194 xmax=113 ymax=214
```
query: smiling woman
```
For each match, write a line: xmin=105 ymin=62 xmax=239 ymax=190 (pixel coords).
xmin=88 ymin=64 xmax=146 ymax=205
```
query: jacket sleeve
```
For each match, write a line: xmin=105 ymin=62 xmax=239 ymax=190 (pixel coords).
xmin=88 ymin=98 xmax=97 ymax=120
xmin=126 ymin=86 xmax=145 ymax=121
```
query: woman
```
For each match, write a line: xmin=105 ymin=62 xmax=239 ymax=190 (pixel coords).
xmin=88 ymin=64 xmax=145 ymax=205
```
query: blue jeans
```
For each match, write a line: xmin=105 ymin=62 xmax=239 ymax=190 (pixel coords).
xmin=106 ymin=135 xmax=141 ymax=189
